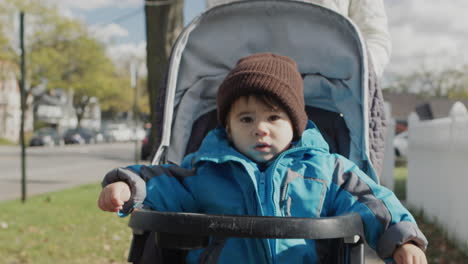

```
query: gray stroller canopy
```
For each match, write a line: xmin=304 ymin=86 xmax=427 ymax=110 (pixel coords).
xmin=153 ymin=0 xmax=375 ymax=181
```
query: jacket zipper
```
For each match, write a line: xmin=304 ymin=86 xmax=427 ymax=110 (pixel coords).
xmin=267 ymin=146 xmax=310 ymax=264
xmin=255 ymin=170 xmax=275 ymax=264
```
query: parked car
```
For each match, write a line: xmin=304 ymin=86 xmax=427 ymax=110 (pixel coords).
xmin=29 ymin=127 xmax=63 ymax=147
xmin=63 ymin=127 xmax=103 ymax=144
xmin=141 ymin=128 xmax=152 ymax=160
xmin=393 ymin=131 xmax=408 ymax=159
xmin=131 ymin=126 xmax=147 ymax=141
xmin=101 ymin=123 xmax=132 ymax=142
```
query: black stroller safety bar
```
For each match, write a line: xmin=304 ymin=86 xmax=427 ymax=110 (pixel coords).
xmin=127 ymin=210 xmax=365 ymax=263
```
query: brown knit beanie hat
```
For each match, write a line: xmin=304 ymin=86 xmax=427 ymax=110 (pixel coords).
xmin=217 ymin=53 xmax=308 ymax=139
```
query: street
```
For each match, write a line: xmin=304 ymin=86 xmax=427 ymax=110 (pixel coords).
xmin=0 ymin=142 xmax=146 ymax=201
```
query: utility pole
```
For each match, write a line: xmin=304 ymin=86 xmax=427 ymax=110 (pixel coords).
xmin=144 ymin=0 xmax=183 ymax=157
xmin=19 ymin=11 xmax=27 ymax=202
xmin=131 ymin=62 xmax=139 ymax=164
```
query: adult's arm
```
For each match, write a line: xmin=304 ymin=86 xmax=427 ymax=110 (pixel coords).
xmin=349 ymin=0 xmax=392 ymax=77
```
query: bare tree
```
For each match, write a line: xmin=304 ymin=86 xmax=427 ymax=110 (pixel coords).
xmin=387 ymin=66 xmax=468 ymax=99
xmin=145 ymin=0 xmax=184 ymax=158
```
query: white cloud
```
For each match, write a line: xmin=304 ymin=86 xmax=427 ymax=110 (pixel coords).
xmin=108 ymin=42 xmax=146 ymax=59
xmin=385 ymin=0 xmax=468 ymax=75
xmin=90 ymin=23 xmax=129 ymax=43
xmin=42 ymin=0 xmax=146 ymax=70
xmin=107 ymin=42 xmax=147 ymax=75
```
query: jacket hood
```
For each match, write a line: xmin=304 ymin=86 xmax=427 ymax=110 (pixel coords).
xmin=185 ymin=120 xmax=330 ymax=166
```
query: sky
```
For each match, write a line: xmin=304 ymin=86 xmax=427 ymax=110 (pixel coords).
xmin=54 ymin=0 xmax=206 ymax=63
xmin=53 ymin=0 xmax=468 ymax=78
xmin=385 ymin=0 xmax=468 ymax=76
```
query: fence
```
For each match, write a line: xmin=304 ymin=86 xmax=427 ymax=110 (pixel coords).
xmin=406 ymin=102 xmax=468 ymax=250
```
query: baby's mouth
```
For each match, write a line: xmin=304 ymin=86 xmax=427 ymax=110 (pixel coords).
xmin=254 ymin=143 xmax=271 ymax=152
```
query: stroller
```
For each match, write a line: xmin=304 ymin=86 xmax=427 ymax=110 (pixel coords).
xmin=129 ymin=0 xmax=382 ymax=263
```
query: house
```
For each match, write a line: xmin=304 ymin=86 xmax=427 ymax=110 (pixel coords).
xmin=32 ymin=87 xmax=101 ymax=133
xmin=79 ymin=96 xmax=101 ymax=132
xmin=383 ymin=90 xmax=468 ymax=132
xmin=0 ymin=61 xmax=32 ymax=143
xmin=33 ymin=87 xmax=77 ymax=133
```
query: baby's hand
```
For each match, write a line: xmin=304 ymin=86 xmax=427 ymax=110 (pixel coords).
xmin=393 ymin=242 xmax=427 ymax=264
xmin=98 ymin=181 xmax=131 ymax=212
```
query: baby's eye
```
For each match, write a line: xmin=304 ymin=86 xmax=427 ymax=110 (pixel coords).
xmin=240 ymin=116 xmax=253 ymax=123
xmin=268 ymin=115 xmax=281 ymax=121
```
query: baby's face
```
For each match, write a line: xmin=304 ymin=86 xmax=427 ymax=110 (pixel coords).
xmin=227 ymin=96 xmax=294 ymax=163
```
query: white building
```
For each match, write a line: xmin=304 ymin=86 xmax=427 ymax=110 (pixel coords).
xmin=0 ymin=61 xmax=32 ymax=143
xmin=33 ymin=88 xmax=101 ymax=133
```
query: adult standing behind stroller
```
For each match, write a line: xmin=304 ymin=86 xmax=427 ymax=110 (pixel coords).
xmin=207 ymin=0 xmax=391 ymax=178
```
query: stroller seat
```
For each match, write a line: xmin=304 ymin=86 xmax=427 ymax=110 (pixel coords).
xmin=152 ymin=0 xmax=378 ymax=181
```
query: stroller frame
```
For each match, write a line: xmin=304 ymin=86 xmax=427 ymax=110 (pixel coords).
xmin=128 ymin=210 xmax=365 ymax=263
xmin=128 ymin=1 xmax=380 ymax=263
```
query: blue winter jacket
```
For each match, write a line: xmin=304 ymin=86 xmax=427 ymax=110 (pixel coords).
xmin=103 ymin=122 xmax=427 ymax=263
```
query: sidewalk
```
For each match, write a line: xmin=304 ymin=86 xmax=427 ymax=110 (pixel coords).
xmin=0 ymin=145 xmax=20 ymax=154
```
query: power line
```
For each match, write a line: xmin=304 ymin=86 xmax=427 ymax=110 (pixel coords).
xmin=103 ymin=0 xmax=175 ymax=25
xmin=108 ymin=8 xmax=144 ymax=24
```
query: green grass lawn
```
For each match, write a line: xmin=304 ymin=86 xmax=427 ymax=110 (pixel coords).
xmin=394 ymin=165 xmax=407 ymax=201
xmin=0 ymin=184 xmax=131 ymax=264
xmin=0 ymin=138 xmax=16 ymax=146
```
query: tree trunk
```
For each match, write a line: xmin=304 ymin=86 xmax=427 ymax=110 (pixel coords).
xmin=145 ymin=0 xmax=184 ymax=160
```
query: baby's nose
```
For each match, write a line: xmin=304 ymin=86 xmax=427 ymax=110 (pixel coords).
xmin=254 ymin=122 xmax=269 ymax=136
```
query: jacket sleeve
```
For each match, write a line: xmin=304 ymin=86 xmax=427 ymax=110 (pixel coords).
xmin=326 ymin=156 xmax=427 ymax=259
xmin=101 ymin=167 xmax=147 ymax=215
xmin=349 ymin=0 xmax=392 ymax=77
xmin=101 ymin=164 xmax=197 ymax=216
